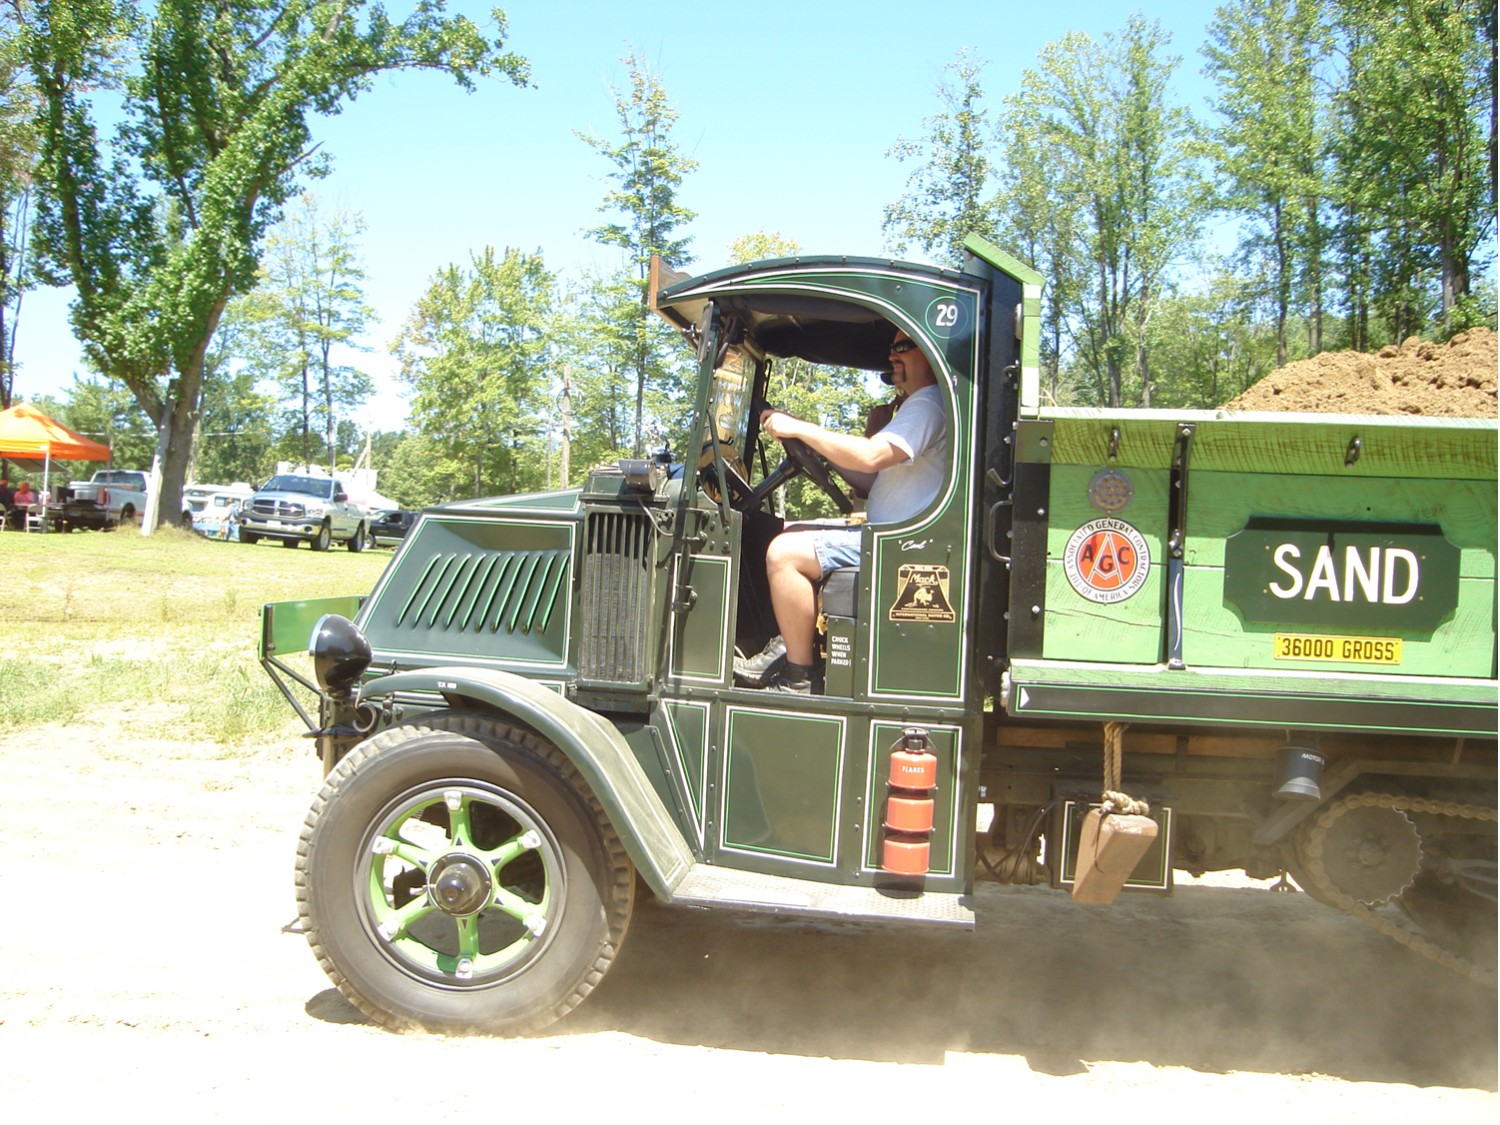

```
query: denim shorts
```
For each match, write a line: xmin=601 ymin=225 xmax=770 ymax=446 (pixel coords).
xmin=810 ymin=527 xmax=862 ymax=578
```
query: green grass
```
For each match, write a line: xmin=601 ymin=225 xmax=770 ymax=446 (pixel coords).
xmin=0 ymin=526 xmax=391 ymax=744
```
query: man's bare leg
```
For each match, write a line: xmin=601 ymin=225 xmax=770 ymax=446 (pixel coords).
xmin=764 ymin=531 xmax=822 ymax=667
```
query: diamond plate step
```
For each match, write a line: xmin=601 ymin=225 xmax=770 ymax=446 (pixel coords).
xmin=668 ymin=864 xmax=974 ymax=928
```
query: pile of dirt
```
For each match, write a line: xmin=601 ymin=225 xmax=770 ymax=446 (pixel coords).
xmin=1225 ymin=327 xmax=1497 ymax=416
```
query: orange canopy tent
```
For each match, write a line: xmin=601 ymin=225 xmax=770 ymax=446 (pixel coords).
xmin=0 ymin=403 xmax=111 ymax=462
xmin=0 ymin=404 xmax=111 ymax=513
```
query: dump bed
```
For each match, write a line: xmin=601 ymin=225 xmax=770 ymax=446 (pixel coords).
xmin=1001 ymin=408 xmax=1496 ymax=738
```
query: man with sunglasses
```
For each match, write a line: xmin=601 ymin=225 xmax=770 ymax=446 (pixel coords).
xmin=748 ymin=327 xmax=947 ymax=693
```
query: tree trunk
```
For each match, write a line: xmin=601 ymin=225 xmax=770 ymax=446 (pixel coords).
xmin=559 ymin=363 xmax=572 ymax=488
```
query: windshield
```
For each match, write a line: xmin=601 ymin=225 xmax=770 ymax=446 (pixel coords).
xmin=706 ymin=348 xmax=752 ymax=449
xmin=264 ymin=475 xmax=335 ymax=498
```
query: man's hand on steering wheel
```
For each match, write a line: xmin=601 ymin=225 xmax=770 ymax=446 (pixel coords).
xmin=757 ymin=405 xmax=853 ymax=515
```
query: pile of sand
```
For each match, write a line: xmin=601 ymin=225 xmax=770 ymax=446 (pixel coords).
xmin=1225 ymin=328 xmax=1497 ymax=417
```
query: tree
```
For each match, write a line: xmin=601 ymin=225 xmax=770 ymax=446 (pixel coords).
xmin=11 ymin=0 xmax=527 ymax=528
xmin=883 ymin=49 xmax=996 ymax=267
xmin=993 ymin=98 xmax=1083 ymax=404
xmin=49 ymin=375 xmax=155 ymax=467
xmin=1143 ymin=270 xmax=1282 ymax=408
xmin=1332 ymin=0 xmax=1495 ymax=341
xmin=577 ymin=52 xmax=697 ymax=457
xmin=394 ymin=246 xmax=555 ymax=498
xmin=0 ymin=20 xmax=38 ymax=412
xmin=191 ymin=364 xmax=276 ymax=487
xmin=1005 ymin=18 xmax=1203 ymax=407
xmin=233 ymin=192 xmax=374 ymax=473
xmin=562 ymin=267 xmax=640 ymax=474
xmin=1204 ymin=0 xmax=1332 ymax=363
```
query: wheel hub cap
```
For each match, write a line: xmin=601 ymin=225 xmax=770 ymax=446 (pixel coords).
xmin=427 ymin=853 xmax=492 ymax=916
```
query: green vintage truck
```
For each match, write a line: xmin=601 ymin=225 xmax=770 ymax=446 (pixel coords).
xmin=262 ymin=236 xmax=1497 ymax=1034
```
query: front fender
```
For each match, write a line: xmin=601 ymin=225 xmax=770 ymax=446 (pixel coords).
xmin=358 ymin=667 xmax=693 ymax=898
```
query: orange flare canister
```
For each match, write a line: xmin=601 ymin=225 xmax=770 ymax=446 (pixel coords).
xmin=889 ymin=747 xmax=938 ymax=790
xmin=882 ymin=836 xmax=930 ymax=876
xmin=884 ymin=794 xmax=935 ymax=833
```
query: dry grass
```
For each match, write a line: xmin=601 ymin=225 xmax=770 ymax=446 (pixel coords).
xmin=0 ymin=525 xmax=391 ymax=742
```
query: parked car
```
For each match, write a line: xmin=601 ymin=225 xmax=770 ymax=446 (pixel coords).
xmin=190 ymin=494 xmax=250 ymax=540
xmin=369 ymin=508 xmax=418 ymax=548
xmin=182 ymin=484 xmax=254 ymax=537
xmin=239 ymin=473 xmax=369 ymax=551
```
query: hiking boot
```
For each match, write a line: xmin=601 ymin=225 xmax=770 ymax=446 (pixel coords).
xmin=761 ymin=660 xmax=813 ymax=695
xmin=733 ymin=634 xmax=786 ymax=687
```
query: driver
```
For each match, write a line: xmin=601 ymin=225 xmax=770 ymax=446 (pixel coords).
xmin=751 ymin=327 xmax=946 ymax=693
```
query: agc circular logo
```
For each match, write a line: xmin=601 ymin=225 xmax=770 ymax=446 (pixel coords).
xmin=1063 ymin=518 xmax=1151 ymax=604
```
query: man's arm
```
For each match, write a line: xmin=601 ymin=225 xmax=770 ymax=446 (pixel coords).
xmin=760 ymin=409 xmax=909 ymax=475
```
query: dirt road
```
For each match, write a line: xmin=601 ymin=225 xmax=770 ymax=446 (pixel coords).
xmin=1 ymin=716 xmax=1494 ymax=1122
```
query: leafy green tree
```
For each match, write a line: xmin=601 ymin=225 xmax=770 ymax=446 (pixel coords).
xmin=993 ymin=98 xmax=1083 ymax=404
xmin=378 ymin=429 xmax=455 ymax=508
xmin=393 ymin=246 xmax=555 ymax=498
xmin=883 ymin=49 xmax=996 ymax=267
xmin=50 ymin=375 xmax=154 ymax=468
xmin=578 ymin=52 xmax=697 ymax=457
xmin=1204 ymin=0 xmax=1332 ymax=363
xmin=0 ymin=20 xmax=38 ymax=412
xmin=1332 ymin=0 xmax=1495 ymax=341
xmin=191 ymin=366 xmax=276 ymax=487
xmin=1007 ymin=17 xmax=1203 ymax=407
xmin=563 ymin=267 xmax=640 ymax=474
xmin=10 ymin=0 xmax=527 ymax=527
xmin=232 ymin=192 xmax=374 ymax=473
xmin=1143 ymin=271 xmax=1282 ymax=408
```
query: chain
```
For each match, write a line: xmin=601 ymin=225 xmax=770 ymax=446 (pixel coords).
xmin=1300 ymin=791 xmax=1497 ymax=987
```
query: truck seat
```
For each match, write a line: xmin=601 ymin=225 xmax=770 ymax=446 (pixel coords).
xmin=820 ymin=566 xmax=860 ymax=620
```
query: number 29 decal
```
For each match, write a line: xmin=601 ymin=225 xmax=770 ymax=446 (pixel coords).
xmin=925 ymin=297 xmax=965 ymax=339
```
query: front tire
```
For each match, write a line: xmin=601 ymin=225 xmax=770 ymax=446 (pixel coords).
xmin=311 ymin=521 xmax=331 ymax=551
xmin=296 ymin=715 xmax=635 ymax=1035
xmin=240 ymin=530 xmax=260 ymax=545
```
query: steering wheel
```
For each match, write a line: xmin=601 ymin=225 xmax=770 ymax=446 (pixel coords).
xmin=775 ymin=437 xmax=853 ymax=515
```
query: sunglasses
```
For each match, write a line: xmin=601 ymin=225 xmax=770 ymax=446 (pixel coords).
xmin=889 ymin=339 xmax=918 ymax=354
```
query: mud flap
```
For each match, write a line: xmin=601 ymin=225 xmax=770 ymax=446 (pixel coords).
xmin=1070 ymin=808 xmax=1159 ymax=904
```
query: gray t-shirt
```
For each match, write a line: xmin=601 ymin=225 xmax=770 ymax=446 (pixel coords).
xmin=867 ymin=384 xmax=946 ymax=524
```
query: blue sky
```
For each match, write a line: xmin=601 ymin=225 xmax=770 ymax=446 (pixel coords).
xmin=12 ymin=1 xmax=1225 ymax=426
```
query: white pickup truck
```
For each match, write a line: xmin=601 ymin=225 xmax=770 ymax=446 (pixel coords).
xmin=67 ymin=469 xmax=149 ymax=526
xmin=239 ymin=473 xmax=369 ymax=551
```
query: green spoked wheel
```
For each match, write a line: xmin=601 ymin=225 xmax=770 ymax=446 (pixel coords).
xmin=297 ymin=715 xmax=634 ymax=1034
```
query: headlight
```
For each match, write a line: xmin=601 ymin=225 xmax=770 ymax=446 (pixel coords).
xmin=309 ymin=614 xmax=372 ymax=697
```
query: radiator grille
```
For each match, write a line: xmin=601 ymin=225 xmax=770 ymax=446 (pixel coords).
xmin=578 ymin=511 xmax=656 ymax=684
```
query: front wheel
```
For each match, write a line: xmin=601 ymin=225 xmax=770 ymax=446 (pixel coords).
xmin=296 ymin=715 xmax=635 ymax=1034
xmin=311 ymin=521 xmax=332 ymax=551
xmin=240 ymin=530 xmax=260 ymax=545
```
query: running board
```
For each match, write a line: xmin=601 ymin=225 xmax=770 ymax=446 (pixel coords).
xmin=667 ymin=864 xmax=974 ymax=928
